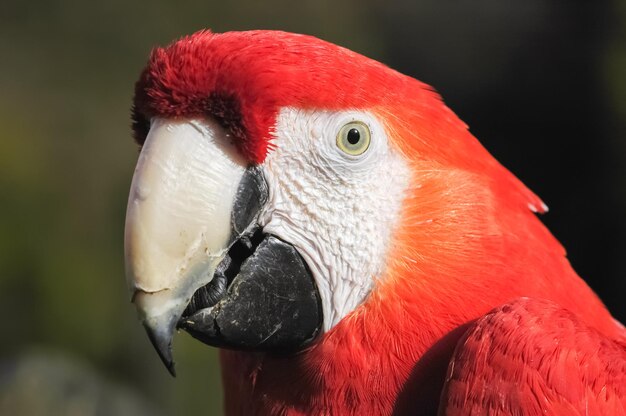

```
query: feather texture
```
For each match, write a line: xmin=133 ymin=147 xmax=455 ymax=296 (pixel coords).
xmin=440 ymin=298 xmax=626 ymax=416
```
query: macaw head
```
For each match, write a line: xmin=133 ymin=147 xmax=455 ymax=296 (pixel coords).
xmin=125 ymin=30 xmax=550 ymax=375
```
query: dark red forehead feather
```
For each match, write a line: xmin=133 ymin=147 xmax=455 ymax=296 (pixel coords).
xmin=132 ymin=30 xmax=425 ymax=163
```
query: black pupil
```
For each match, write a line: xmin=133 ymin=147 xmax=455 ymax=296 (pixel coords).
xmin=346 ymin=128 xmax=360 ymax=145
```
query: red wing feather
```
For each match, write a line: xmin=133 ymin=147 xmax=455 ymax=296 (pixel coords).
xmin=439 ymin=298 xmax=626 ymax=416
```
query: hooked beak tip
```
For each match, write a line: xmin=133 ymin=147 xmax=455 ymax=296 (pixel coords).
xmin=143 ymin=321 xmax=177 ymax=377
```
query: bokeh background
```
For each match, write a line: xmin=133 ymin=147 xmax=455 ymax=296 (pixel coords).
xmin=1 ymin=0 xmax=625 ymax=415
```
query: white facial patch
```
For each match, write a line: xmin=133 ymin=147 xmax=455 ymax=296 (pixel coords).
xmin=259 ymin=108 xmax=411 ymax=331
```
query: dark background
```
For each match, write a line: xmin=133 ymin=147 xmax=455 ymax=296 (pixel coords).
xmin=1 ymin=1 xmax=624 ymax=415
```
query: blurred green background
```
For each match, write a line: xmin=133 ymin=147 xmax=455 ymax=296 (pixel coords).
xmin=1 ymin=1 xmax=625 ymax=415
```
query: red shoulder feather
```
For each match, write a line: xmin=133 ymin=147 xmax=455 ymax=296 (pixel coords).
xmin=439 ymin=298 xmax=626 ymax=416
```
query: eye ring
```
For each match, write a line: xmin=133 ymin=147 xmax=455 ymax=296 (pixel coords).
xmin=336 ymin=121 xmax=371 ymax=156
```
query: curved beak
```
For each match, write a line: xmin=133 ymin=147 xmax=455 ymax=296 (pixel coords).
xmin=125 ymin=117 xmax=323 ymax=377
xmin=124 ymin=118 xmax=246 ymax=375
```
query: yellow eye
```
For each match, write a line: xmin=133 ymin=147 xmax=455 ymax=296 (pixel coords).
xmin=336 ymin=121 xmax=371 ymax=156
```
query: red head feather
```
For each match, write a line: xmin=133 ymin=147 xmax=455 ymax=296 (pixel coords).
xmin=133 ymin=30 xmax=410 ymax=163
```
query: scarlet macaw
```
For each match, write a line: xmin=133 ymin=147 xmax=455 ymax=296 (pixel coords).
xmin=124 ymin=30 xmax=626 ymax=415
